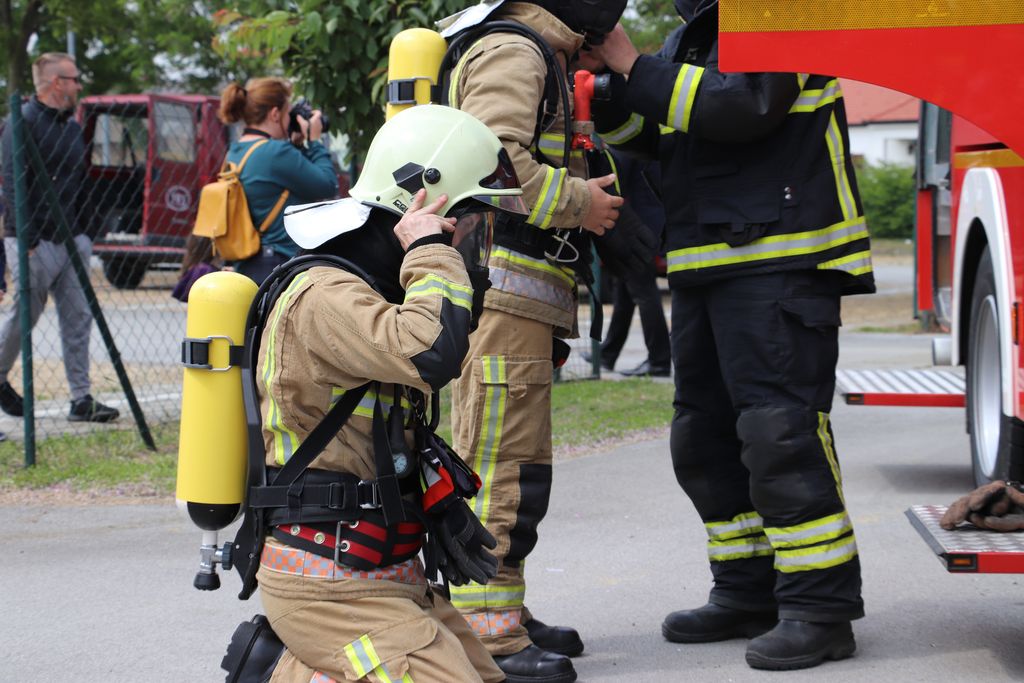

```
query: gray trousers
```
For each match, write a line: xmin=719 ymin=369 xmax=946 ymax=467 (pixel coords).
xmin=0 ymin=236 xmax=93 ymax=400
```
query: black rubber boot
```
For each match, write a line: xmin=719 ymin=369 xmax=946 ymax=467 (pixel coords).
xmin=662 ymin=603 xmax=777 ymax=643
xmin=221 ymin=615 xmax=285 ymax=683
xmin=524 ymin=618 xmax=584 ymax=657
xmin=492 ymin=644 xmax=577 ymax=683
xmin=745 ymin=619 xmax=856 ymax=670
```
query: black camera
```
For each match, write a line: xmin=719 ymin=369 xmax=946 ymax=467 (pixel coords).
xmin=288 ymin=98 xmax=330 ymax=137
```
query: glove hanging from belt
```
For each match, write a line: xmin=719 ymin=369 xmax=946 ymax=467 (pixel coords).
xmin=940 ymin=481 xmax=1024 ymax=531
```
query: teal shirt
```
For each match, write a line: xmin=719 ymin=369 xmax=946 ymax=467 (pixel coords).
xmin=227 ymin=138 xmax=338 ymax=258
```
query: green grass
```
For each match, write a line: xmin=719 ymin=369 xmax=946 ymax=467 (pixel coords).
xmin=0 ymin=378 xmax=675 ymax=498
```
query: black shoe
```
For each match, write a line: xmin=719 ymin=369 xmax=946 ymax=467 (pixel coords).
xmin=68 ymin=394 xmax=120 ymax=423
xmin=662 ymin=603 xmax=777 ymax=643
xmin=492 ymin=644 xmax=577 ymax=683
xmin=620 ymin=360 xmax=671 ymax=377
xmin=0 ymin=381 xmax=23 ymax=417
xmin=524 ymin=618 xmax=584 ymax=657
xmin=580 ymin=350 xmax=615 ymax=372
xmin=746 ymin=619 xmax=856 ymax=670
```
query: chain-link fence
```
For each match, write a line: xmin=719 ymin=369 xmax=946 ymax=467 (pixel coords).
xmin=1 ymin=90 xmax=602 ymax=465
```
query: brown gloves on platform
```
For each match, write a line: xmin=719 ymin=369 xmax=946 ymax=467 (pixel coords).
xmin=940 ymin=481 xmax=1024 ymax=531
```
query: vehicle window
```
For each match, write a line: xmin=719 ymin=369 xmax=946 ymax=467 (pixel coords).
xmin=155 ymin=101 xmax=196 ymax=163
xmin=91 ymin=113 xmax=149 ymax=167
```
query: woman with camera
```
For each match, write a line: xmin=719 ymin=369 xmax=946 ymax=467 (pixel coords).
xmin=218 ymin=77 xmax=338 ymax=283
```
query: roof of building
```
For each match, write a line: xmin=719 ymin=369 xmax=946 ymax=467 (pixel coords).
xmin=840 ymin=78 xmax=920 ymax=125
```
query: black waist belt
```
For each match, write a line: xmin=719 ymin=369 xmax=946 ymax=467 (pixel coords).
xmin=494 ymin=218 xmax=556 ymax=260
xmin=249 ymin=468 xmax=385 ymax=526
xmin=271 ymin=511 xmax=425 ymax=571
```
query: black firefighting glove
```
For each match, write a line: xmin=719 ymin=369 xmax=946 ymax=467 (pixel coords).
xmin=941 ymin=481 xmax=1019 ymax=529
xmin=592 ymin=203 xmax=658 ymax=279
xmin=434 ymin=499 xmax=498 ymax=586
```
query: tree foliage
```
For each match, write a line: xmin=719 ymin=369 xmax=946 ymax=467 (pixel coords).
xmin=857 ymin=161 xmax=916 ymax=239
xmin=623 ymin=0 xmax=681 ymax=54
xmin=215 ymin=0 xmax=468 ymax=159
xmin=2 ymin=0 xmax=244 ymax=111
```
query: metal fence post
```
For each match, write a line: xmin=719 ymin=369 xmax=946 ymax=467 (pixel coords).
xmin=9 ymin=94 xmax=36 ymax=467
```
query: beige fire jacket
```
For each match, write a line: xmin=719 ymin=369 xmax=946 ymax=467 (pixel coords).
xmin=448 ymin=2 xmax=590 ymax=337
xmin=256 ymin=243 xmax=474 ymax=480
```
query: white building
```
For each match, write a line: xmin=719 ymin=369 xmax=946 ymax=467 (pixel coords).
xmin=841 ymin=78 xmax=919 ymax=167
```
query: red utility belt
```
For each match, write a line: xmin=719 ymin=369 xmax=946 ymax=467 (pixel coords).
xmin=271 ymin=512 xmax=423 ymax=572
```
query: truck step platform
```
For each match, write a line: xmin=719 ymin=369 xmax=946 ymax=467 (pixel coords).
xmin=836 ymin=368 xmax=964 ymax=407
xmin=905 ymin=505 xmax=1024 ymax=573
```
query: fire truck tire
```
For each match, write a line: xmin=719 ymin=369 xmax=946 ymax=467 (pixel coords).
xmin=102 ymin=256 xmax=148 ymax=290
xmin=967 ymin=248 xmax=1008 ymax=485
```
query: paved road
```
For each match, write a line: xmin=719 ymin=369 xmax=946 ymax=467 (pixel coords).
xmin=4 ymin=331 xmax=1023 ymax=682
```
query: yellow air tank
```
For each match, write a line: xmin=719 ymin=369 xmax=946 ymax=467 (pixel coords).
xmin=386 ymin=28 xmax=448 ymax=120
xmin=176 ymin=270 xmax=258 ymax=532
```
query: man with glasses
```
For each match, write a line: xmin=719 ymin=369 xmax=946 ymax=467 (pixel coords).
xmin=0 ymin=52 xmax=120 ymax=423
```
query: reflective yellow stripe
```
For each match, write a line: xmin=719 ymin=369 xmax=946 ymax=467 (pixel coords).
xmin=449 ymin=583 xmax=526 ymax=609
xmin=491 ymin=246 xmax=575 ymax=286
xmin=604 ymin=150 xmax=622 ymax=194
xmin=666 ymin=63 xmax=705 ymax=133
xmin=797 ymin=73 xmax=809 ymax=89
xmin=526 ymin=166 xmax=567 ymax=229
xmin=603 ymin=112 xmax=645 ymax=145
xmin=774 ymin=535 xmax=858 ymax=573
xmin=705 ymin=511 xmax=764 ymax=541
xmin=765 ymin=512 xmax=853 ymax=549
xmin=534 ymin=133 xmax=583 ymax=162
xmin=666 ymin=217 xmax=868 ymax=272
xmin=708 ymin=534 xmax=774 ymax=561
xmin=818 ymin=250 xmax=873 ymax=276
xmin=264 ymin=273 xmax=309 ymax=465
xmin=471 ymin=355 xmax=507 ymax=525
xmin=331 ymin=386 xmax=411 ymax=420
xmin=405 ymin=273 xmax=474 ymax=311
xmin=825 ymin=110 xmax=857 ymax=221
xmin=720 ymin=0 xmax=1024 ymax=32
xmin=817 ymin=412 xmax=847 ymax=506
xmin=659 ymin=124 xmax=674 ymax=136
xmin=789 ymin=78 xmax=842 ymax=113
xmin=343 ymin=634 xmax=382 ymax=678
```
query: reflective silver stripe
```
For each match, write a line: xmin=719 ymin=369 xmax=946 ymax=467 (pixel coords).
xmin=488 ymin=265 xmax=576 ymax=313
xmin=708 ymin=535 xmax=774 ymax=561
xmin=818 ymin=250 xmax=873 ymax=276
xmin=332 ymin=387 xmax=410 ymax=419
xmin=535 ymin=133 xmax=582 ymax=163
xmin=826 ymin=112 xmax=858 ymax=220
xmin=667 ymin=217 xmax=868 ymax=272
xmin=789 ymin=78 xmax=840 ymax=112
xmin=449 ymin=583 xmax=526 ymax=608
xmin=774 ymin=535 xmax=859 ymax=573
xmin=602 ymin=112 xmax=645 ymax=145
xmin=706 ymin=511 xmax=764 ymax=541
xmin=765 ymin=512 xmax=853 ymax=550
xmin=668 ymin=64 xmax=704 ymax=133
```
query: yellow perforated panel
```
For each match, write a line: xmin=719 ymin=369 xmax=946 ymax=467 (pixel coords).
xmin=720 ymin=1 xmax=1024 ymax=33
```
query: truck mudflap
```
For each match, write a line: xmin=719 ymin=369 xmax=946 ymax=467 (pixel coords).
xmin=905 ymin=505 xmax=1024 ymax=573
xmin=836 ymin=368 xmax=964 ymax=407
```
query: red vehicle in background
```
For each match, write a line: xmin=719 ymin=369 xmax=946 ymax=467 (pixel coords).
xmin=79 ymin=94 xmax=227 ymax=289
xmin=719 ymin=0 xmax=1024 ymax=573
xmin=78 ymin=94 xmax=351 ymax=289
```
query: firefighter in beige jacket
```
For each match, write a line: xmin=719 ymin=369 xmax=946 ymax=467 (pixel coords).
xmin=441 ymin=2 xmax=627 ymax=681
xmin=234 ymin=106 xmax=529 ymax=682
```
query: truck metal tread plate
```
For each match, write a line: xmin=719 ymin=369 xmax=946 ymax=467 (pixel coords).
xmin=905 ymin=505 xmax=1024 ymax=573
xmin=836 ymin=368 xmax=965 ymax=407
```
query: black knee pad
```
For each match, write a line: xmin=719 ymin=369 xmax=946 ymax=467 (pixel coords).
xmin=505 ymin=463 xmax=552 ymax=567
xmin=221 ymin=614 xmax=285 ymax=683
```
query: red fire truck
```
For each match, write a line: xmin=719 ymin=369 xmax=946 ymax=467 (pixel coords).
xmin=718 ymin=0 xmax=1024 ymax=573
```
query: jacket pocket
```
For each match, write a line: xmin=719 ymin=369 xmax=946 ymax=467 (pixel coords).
xmin=339 ymin=616 xmax=437 ymax=682
xmin=696 ymin=185 xmax=781 ymax=247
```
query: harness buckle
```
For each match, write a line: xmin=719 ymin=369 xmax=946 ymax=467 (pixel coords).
xmin=358 ymin=481 xmax=381 ymax=509
xmin=334 ymin=520 xmax=353 ymax=566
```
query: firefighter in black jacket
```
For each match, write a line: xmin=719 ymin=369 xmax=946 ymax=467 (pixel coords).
xmin=589 ymin=0 xmax=874 ymax=670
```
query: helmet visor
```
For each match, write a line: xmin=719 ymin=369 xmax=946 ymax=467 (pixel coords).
xmin=452 ymin=212 xmax=495 ymax=269
xmin=476 ymin=148 xmax=528 ymax=215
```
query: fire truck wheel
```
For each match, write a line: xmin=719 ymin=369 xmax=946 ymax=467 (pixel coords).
xmin=967 ymin=248 xmax=1008 ymax=486
xmin=102 ymin=256 xmax=148 ymax=290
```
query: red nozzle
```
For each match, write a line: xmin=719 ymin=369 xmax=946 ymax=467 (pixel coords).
xmin=574 ymin=70 xmax=595 ymax=124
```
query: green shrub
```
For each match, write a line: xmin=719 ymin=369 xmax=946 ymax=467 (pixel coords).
xmin=856 ymin=162 xmax=916 ymax=239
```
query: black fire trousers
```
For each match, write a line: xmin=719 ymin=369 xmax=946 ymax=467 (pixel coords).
xmin=601 ymin=268 xmax=671 ymax=369
xmin=669 ymin=269 xmax=864 ymax=622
